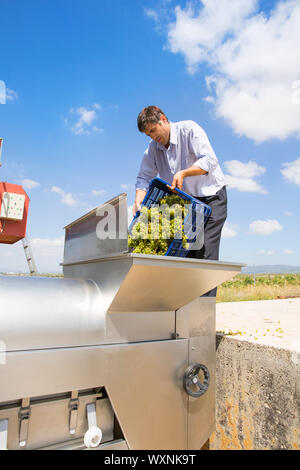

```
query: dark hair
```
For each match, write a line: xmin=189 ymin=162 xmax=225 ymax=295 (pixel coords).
xmin=137 ymin=106 xmax=168 ymax=132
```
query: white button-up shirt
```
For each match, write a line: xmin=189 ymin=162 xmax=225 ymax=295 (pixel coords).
xmin=135 ymin=120 xmax=226 ymax=197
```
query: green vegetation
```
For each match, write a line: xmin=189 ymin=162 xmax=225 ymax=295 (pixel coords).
xmin=217 ymin=273 xmax=300 ymax=302
xmin=128 ymin=194 xmax=190 ymax=255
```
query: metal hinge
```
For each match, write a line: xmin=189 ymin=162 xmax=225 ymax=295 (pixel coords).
xmin=19 ymin=398 xmax=31 ymax=448
xmin=69 ymin=391 xmax=79 ymax=435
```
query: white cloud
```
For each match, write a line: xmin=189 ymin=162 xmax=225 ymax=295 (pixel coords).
xmin=31 ymin=236 xmax=64 ymax=255
xmin=6 ymin=88 xmax=18 ymax=102
xmin=284 ymin=211 xmax=293 ymax=216
xmin=221 ymin=222 xmax=237 ymax=238
xmin=249 ymin=219 xmax=283 ymax=235
xmin=159 ymin=0 xmax=300 ymax=142
xmin=258 ymin=249 xmax=275 ymax=255
xmin=292 ymin=80 xmax=300 ymax=105
xmin=92 ymin=189 xmax=106 ymax=196
xmin=50 ymin=186 xmax=78 ymax=207
xmin=31 ymin=236 xmax=64 ymax=247
xmin=224 ymin=160 xmax=265 ymax=179
xmin=203 ymin=95 xmax=215 ymax=104
xmin=67 ymin=104 xmax=103 ymax=136
xmin=225 ymin=175 xmax=267 ymax=193
xmin=121 ymin=183 xmax=135 ymax=191
xmin=30 ymin=236 xmax=65 ymax=270
xmin=0 ymin=80 xmax=5 ymax=104
xmin=91 ymin=126 xmax=103 ymax=133
xmin=21 ymin=179 xmax=40 ymax=189
xmin=0 ymin=237 xmax=64 ymax=273
xmin=145 ymin=8 xmax=159 ymax=22
xmin=0 ymin=83 xmax=18 ymax=104
xmin=283 ymin=249 xmax=294 ymax=255
xmin=168 ymin=0 xmax=257 ymax=73
xmin=281 ymin=157 xmax=300 ymax=186
xmin=223 ymin=160 xmax=267 ymax=193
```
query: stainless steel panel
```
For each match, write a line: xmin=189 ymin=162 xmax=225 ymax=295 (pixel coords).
xmin=0 ymin=347 xmax=108 ymax=403
xmin=104 ymin=311 xmax=175 ymax=343
xmin=176 ymin=296 xmax=216 ymax=339
xmin=0 ymin=276 xmax=106 ymax=352
xmin=0 ymin=341 xmax=189 ymax=450
xmin=64 ymin=254 xmax=244 ymax=312
xmin=188 ymin=335 xmax=215 ymax=450
xmin=0 ymin=272 xmax=176 ymax=347
xmin=64 ymin=256 xmax=132 ymax=313
xmin=176 ymin=297 xmax=216 ymax=449
xmin=106 ymin=340 xmax=189 ymax=450
xmin=0 ymin=395 xmax=114 ymax=450
xmin=63 ymin=194 xmax=128 ymax=265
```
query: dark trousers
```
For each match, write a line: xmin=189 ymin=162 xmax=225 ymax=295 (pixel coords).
xmin=187 ymin=186 xmax=227 ymax=297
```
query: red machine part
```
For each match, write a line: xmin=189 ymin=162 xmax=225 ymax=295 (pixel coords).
xmin=0 ymin=182 xmax=30 ymax=244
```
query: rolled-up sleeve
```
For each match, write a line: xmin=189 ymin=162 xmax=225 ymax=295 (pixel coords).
xmin=135 ymin=146 xmax=158 ymax=191
xmin=188 ymin=123 xmax=218 ymax=173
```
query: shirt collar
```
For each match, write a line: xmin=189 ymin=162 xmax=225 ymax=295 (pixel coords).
xmin=169 ymin=122 xmax=177 ymax=146
xmin=156 ymin=121 xmax=177 ymax=150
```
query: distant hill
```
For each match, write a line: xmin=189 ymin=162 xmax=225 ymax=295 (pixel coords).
xmin=242 ymin=265 xmax=300 ymax=274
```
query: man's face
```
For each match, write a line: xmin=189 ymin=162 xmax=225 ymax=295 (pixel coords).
xmin=143 ymin=116 xmax=170 ymax=147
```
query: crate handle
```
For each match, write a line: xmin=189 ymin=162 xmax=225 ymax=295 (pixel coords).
xmin=166 ymin=184 xmax=178 ymax=194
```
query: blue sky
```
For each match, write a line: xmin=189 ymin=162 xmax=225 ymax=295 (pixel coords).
xmin=0 ymin=0 xmax=299 ymax=272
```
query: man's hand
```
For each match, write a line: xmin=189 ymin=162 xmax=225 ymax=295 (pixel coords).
xmin=133 ymin=189 xmax=147 ymax=217
xmin=172 ymin=166 xmax=208 ymax=191
xmin=171 ymin=171 xmax=186 ymax=190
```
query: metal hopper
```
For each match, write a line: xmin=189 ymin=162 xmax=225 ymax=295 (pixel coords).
xmin=0 ymin=193 xmax=244 ymax=450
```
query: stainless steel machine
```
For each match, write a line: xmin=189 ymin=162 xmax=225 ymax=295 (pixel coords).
xmin=0 ymin=194 xmax=243 ymax=450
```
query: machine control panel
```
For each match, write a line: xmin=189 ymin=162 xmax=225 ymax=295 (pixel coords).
xmin=0 ymin=192 xmax=25 ymax=220
xmin=0 ymin=182 xmax=29 ymax=244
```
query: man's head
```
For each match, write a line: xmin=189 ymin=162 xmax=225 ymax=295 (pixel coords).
xmin=137 ymin=106 xmax=170 ymax=147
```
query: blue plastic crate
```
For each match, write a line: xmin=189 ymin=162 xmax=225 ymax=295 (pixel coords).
xmin=129 ymin=177 xmax=211 ymax=257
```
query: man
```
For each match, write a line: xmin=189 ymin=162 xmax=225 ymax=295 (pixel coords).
xmin=134 ymin=106 xmax=227 ymax=297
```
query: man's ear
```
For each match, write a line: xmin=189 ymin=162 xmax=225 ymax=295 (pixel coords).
xmin=159 ymin=115 xmax=167 ymax=124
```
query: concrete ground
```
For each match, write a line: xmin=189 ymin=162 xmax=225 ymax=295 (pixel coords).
xmin=216 ymin=298 xmax=300 ymax=354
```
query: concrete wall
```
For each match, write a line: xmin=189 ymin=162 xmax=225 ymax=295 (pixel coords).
xmin=209 ymin=334 xmax=300 ymax=450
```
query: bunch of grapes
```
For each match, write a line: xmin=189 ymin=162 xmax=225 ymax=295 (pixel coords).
xmin=128 ymin=194 xmax=190 ymax=255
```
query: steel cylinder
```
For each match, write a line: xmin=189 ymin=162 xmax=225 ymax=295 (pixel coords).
xmin=0 ymin=276 xmax=105 ymax=351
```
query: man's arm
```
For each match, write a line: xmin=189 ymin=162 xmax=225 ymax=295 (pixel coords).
xmin=188 ymin=122 xmax=218 ymax=173
xmin=171 ymin=166 xmax=208 ymax=191
xmin=134 ymin=145 xmax=158 ymax=216
xmin=133 ymin=189 xmax=147 ymax=216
